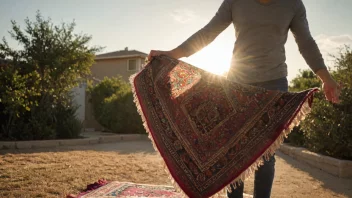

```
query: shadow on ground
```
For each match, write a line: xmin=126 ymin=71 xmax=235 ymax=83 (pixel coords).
xmin=277 ymin=152 xmax=352 ymax=197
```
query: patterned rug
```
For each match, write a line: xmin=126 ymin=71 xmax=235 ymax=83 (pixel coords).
xmin=130 ymin=55 xmax=318 ymax=198
xmin=70 ymin=180 xmax=252 ymax=198
xmin=74 ymin=181 xmax=180 ymax=198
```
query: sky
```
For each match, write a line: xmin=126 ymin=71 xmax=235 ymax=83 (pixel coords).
xmin=1 ymin=0 xmax=352 ymax=81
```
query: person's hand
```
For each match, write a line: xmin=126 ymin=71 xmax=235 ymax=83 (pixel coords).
xmin=322 ymin=78 xmax=341 ymax=103
xmin=148 ymin=50 xmax=174 ymax=61
xmin=316 ymin=68 xmax=341 ymax=103
xmin=148 ymin=48 xmax=185 ymax=61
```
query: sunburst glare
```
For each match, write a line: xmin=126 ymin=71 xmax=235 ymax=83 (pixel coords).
xmin=182 ymin=41 xmax=233 ymax=76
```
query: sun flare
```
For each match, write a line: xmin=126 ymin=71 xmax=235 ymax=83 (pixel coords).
xmin=182 ymin=41 xmax=233 ymax=76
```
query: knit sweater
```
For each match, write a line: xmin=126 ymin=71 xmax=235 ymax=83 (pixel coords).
xmin=178 ymin=0 xmax=326 ymax=83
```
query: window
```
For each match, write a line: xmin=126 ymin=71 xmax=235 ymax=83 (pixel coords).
xmin=127 ymin=59 xmax=137 ymax=71
xmin=140 ymin=58 xmax=146 ymax=69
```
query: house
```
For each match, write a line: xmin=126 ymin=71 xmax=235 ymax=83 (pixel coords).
xmin=82 ymin=48 xmax=148 ymax=131
xmin=91 ymin=47 xmax=147 ymax=82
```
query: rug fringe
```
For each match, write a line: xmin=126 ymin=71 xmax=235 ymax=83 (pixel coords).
xmin=130 ymin=64 xmax=316 ymax=198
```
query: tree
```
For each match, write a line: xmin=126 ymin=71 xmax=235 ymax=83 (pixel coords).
xmin=288 ymin=46 xmax=352 ymax=160
xmin=0 ymin=11 xmax=102 ymax=140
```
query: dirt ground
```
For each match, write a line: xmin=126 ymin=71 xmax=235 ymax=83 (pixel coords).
xmin=0 ymin=140 xmax=351 ymax=198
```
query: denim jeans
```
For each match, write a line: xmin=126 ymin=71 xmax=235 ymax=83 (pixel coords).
xmin=227 ymin=77 xmax=288 ymax=198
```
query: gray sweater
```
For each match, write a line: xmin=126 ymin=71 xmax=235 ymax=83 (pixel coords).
xmin=178 ymin=0 xmax=326 ymax=83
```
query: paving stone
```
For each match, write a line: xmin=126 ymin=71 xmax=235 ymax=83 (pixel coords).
xmin=88 ymin=138 xmax=100 ymax=144
xmin=31 ymin=140 xmax=60 ymax=148
xmin=99 ymin=135 xmax=122 ymax=143
xmin=279 ymin=144 xmax=351 ymax=178
xmin=59 ymin=139 xmax=91 ymax=146
xmin=120 ymin=134 xmax=144 ymax=141
xmin=16 ymin=141 xmax=33 ymax=149
xmin=0 ymin=141 xmax=16 ymax=149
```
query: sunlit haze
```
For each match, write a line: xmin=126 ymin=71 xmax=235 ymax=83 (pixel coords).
xmin=1 ymin=0 xmax=352 ymax=81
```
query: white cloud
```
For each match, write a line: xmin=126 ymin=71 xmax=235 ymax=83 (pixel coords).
xmin=314 ymin=34 xmax=352 ymax=64
xmin=170 ymin=9 xmax=197 ymax=24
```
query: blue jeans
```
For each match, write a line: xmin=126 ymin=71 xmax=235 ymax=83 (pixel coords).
xmin=227 ymin=77 xmax=288 ymax=198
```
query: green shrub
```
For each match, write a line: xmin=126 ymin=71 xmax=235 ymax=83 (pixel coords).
xmin=287 ymin=47 xmax=352 ymax=160
xmin=0 ymin=100 xmax=82 ymax=140
xmin=0 ymin=11 xmax=100 ymax=140
xmin=286 ymin=70 xmax=323 ymax=146
xmin=88 ymin=76 xmax=144 ymax=134
xmin=285 ymin=126 xmax=305 ymax=146
xmin=55 ymin=105 xmax=83 ymax=139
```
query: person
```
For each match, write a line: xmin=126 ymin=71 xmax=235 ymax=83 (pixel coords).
xmin=148 ymin=0 xmax=341 ymax=197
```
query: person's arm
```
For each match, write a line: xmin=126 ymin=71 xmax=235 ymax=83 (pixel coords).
xmin=148 ymin=0 xmax=233 ymax=60
xmin=290 ymin=0 xmax=340 ymax=103
xmin=290 ymin=0 xmax=325 ymax=74
xmin=176 ymin=0 xmax=233 ymax=57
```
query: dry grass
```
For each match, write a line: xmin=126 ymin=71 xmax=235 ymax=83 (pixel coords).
xmin=0 ymin=151 xmax=169 ymax=198
xmin=0 ymin=141 xmax=351 ymax=198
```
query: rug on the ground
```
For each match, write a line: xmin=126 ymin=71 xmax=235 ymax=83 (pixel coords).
xmin=69 ymin=180 xmax=253 ymax=198
xmin=130 ymin=55 xmax=318 ymax=198
xmin=73 ymin=180 xmax=180 ymax=198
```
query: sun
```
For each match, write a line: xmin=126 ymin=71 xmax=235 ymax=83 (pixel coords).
xmin=182 ymin=41 xmax=233 ymax=76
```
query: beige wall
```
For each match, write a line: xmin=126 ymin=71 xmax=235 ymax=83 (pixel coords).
xmin=91 ymin=57 xmax=144 ymax=82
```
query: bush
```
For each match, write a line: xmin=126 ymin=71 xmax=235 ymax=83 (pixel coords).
xmin=287 ymin=47 xmax=352 ymax=160
xmin=55 ymin=105 xmax=83 ymax=139
xmin=0 ymin=11 xmax=100 ymax=140
xmin=0 ymin=100 xmax=82 ymax=140
xmin=285 ymin=126 xmax=305 ymax=146
xmin=88 ymin=77 xmax=144 ymax=134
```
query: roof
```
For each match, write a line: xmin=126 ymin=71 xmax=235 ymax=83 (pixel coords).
xmin=95 ymin=48 xmax=148 ymax=60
